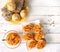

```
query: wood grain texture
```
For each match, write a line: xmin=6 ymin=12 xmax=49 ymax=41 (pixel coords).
xmin=0 ymin=0 xmax=60 ymax=52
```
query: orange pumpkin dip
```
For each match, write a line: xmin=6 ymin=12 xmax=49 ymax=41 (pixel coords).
xmin=6 ymin=32 xmax=20 ymax=45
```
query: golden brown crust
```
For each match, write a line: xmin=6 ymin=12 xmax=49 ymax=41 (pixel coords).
xmin=27 ymin=40 xmax=37 ymax=49
xmin=22 ymin=33 xmax=34 ymax=40
xmin=32 ymin=24 xmax=43 ymax=33
xmin=36 ymin=38 xmax=46 ymax=49
xmin=20 ymin=9 xmax=27 ymax=18
xmin=34 ymin=31 xmax=44 ymax=41
xmin=23 ymin=23 xmax=34 ymax=32
xmin=12 ymin=13 xmax=21 ymax=21
xmin=22 ymin=23 xmax=46 ymax=49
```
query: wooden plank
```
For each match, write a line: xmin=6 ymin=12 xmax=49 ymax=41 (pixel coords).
xmin=0 ymin=16 xmax=60 ymax=33
xmin=29 ymin=0 xmax=60 ymax=6
xmin=0 ymin=32 xmax=60 ymax=43
xmin=0 ymin=43 xmax=60 ymax=52
xmin=0 ymin=0 xmax=60 ymax=7
xmin=1 ymin=23 xmax=60 ymax=33
xmin=0 ymin=16 xmax=60 ymax=24
xmin=28 ymin=7 xmax=60 ymax=15
xmin=45 ymin=34 xmax=60 ymax=43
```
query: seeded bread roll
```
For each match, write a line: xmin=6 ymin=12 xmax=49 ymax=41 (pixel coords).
xmin=16 ymin=0 xmax=24 ymax=13
xmin=20 ymin=9 xmax=27 ymax=18
xmin=1 ymin=7 xmax=13 ymax=21
xmin=12 ymin=13 xmax=21 ymax=21
xmin=7 ymin=2 xmax=16 ymax=12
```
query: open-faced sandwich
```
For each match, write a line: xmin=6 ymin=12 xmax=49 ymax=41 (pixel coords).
xmin=22 ymin=22 xmax=46 ymax=49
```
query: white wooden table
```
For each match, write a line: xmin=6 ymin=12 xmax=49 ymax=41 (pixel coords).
xmin=0 ymin=0 xmax=60 ymax=52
